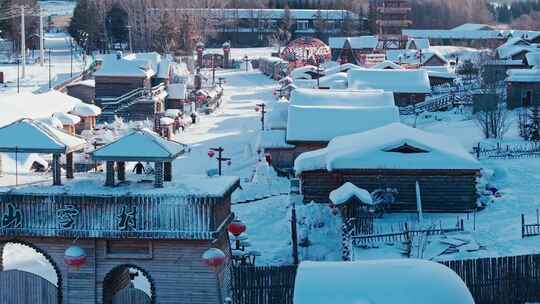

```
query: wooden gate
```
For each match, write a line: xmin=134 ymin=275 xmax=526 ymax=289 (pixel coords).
xmin=0 ymin=270 xmax=58 ymax=304
xmin=112 ymin=288 xmax=151 ymax=304
xmin=231 ymin=265 xmax=297 ymax=304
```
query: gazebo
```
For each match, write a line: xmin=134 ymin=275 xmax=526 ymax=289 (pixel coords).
xmin=0 ymin=118 xmax=86 ymax=185
xmin=91 ymin=128 xmax=186 ymax=188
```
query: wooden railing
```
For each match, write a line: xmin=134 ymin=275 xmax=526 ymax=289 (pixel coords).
xmin=522 ymin=212 xmax=540 ymax=238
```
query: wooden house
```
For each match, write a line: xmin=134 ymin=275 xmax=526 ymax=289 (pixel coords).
xmin=166 ymin=83 xmax=189 ymax=110
xmin=53 ymin=112 xmax=81 ymax=135
xmin=294 ymin=123 xmax=481 ymax=212
xmin=347 ymin=68 xmax=432 ymax=106
xmin=66 ymin=79 xmax=95 ymax=104
xmin=506 ymin=68 xmax=540 ymax=109
xmin=329 ymin=36 xmax=379 ymax=64
xmin=260 ymin=89 xmax=400 ymax=170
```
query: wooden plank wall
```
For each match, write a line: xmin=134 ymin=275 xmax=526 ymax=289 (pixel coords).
xmin=112 ymin=288 xmax=151 ymax=304
xmin=301 ymin=170 xmax=478 ymax=212
xmin=0 ymin=269 xmax=58 ymax=304
xmin=231 ymin=266 xmax=297 ymax=304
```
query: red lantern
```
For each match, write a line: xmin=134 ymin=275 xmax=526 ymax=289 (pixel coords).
xmin=265 ymin=153 xmax=273 ymax=166
xmin=228 ymin=219 xmax=246 ymax=236
xmin=208 ymin=150 xmax=215 ymax=158
xmin=64 ymin=245 xmax=86 ymax=270
xmin=255 ymin=106 xmax=260 ymax=112
xmin=227 ymin=160 xmax=232 ymax=166
xmin=202 ymin=248 xmax=226 ymax=271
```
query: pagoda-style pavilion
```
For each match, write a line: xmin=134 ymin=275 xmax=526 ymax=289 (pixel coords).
xmin=0 ymin=118 xmax=86 ymax=184
xmin=91 ymin=129 xmax=186 ymax=188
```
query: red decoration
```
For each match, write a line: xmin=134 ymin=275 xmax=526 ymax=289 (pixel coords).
xmin=64 ymin=245 xmax=86 ymax=270
xmin=227 ymin=160 xmax=232 ymax=166
xmin=202 ymin=248 xmax=226 ymax=270
xmin=255 ymin=106 xmax=260 ymax=112
xmin=228 ymin=219 xmax=247 ymax=236
xmin=208 ymin=150 xmax=215 ymax=158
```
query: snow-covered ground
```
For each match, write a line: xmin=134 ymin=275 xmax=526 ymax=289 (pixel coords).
xmin=0 ymin=32 xmax=85 ymax=94
xmin=206 ymin=47 xmax=277 ymax=60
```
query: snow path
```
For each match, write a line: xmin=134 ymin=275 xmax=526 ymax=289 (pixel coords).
xmin=173 ymin=70 xmax=277 ymax=179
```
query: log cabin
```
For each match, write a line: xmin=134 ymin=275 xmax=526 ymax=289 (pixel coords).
xmin=506 ymin=68 xmax=540 ymax=110
xmin=347 ymin=68 xmax=431 ymax=106
xmin=294 ymin=123 xmax=481 ymax=212
xmin=260 ymin=89 xmax=400 ymax=170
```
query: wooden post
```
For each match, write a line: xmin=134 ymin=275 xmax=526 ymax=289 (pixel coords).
xmin=105 ymin=161 xmax=115 ymax=187
xmin=291 ymin=204 xmax=299 ymax=265
xmin=164 ymin=162 xmax=172 ymax=182
xmin=66 ymin=152 xmax=74 ymax=179
xmin=522 ymin=214 xmax=525 ymax=238
xmin=117 ymin=161 xmax=126 ymax=182
xmin=52 ymin=154 xmax=61 ymax=186
xmin=154 ymin=162 xmax=164 ymax=188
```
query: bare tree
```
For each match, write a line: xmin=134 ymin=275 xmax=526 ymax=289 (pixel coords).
xmin=475 ymin=104 xmax=511 ymax=139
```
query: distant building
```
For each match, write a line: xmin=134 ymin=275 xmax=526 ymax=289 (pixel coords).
xmin=506 ymin=68 xmax=540 ymax=110
xmin=149 ymin=9 xmax=366 ymax=47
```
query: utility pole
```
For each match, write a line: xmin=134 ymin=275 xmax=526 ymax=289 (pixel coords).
xmin=39 ymin=8 xmax=44 ymax=66
xmin=127 ymin=26 xmax=133 ymax=53
xmin=70 ymin=40 xmax=73 ymax=77
xmin=21 ymin=6 xmax=26 ymax=78
xmin=255 ymin=103 xmax=266 ymax=131
xmin=48 ymin=48 xmax=52 ymax=89
xmin=16 ymin=58 xmax=20 ymax=93
xmin=212 ymin=55 xmax=216 ymax=85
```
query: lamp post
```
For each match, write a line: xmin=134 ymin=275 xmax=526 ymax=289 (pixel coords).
xmin=208 ymin=147 xmax=231 ymax=176
xmin=48 ymin=48 xmax=52 ymax=89
xmin=16 ymin=57 xmax=20 ymax=93
xmin=70 ymin=39 xmax=73 ymax=77
xmin=255 ymin=103 xmax=266 ymax=131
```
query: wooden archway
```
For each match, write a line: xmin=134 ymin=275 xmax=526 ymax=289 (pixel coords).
xmin=0 ymin=239 xmax=63 ymax=304
xmin=102 ymin=263 xmax=156 ymax=304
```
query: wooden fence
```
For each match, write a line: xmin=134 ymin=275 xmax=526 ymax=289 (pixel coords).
xmin=231 ymin=265 xmax=297 ymax=304
xmin=230 ymin=253 xmax=540 ymax=304
xmin=522 ymin=212 xmax=540 ymax=238
xmin=473 ymin=142 xmax=540 ymax=160
xmin=0 ymin=270 xmax=58 ymax=304
xmin=442 ymin=254 xmax=540 ymax=304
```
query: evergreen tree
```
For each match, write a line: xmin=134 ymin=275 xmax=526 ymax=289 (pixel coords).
xmin=528 ymin=105 xmax=540 ymax=141
xmin=105 ymin=3 xmax=128 ymax=45
xmin=68 ymin=0 xmax=100 ymax=53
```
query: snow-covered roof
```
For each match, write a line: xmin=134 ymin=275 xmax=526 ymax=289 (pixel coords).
xmin=91 ymin=128 xmax=186 ymax=162
xmin=294 ymin=260 xmax=474 ymax=304
xmin=160 ymin=117 xmax=175 ymax=126
xmin=506 ymin=68 xmax=540 ymax=83
xmin=290 ymin=65 xmax=319 ymax=80
xmin=67 ymin=79 xmax=95 ymax=88
xmin=267 ymin=98 xmax=290 ymax=130
xmin=94 ymin=53 xmax=156 ymax=78
xmin=0 ymin=119 xmax=86 ymax=154
xmin=386 ymin=49 xmax=448 ymax=66
xmin=324 ymin=63 xmax=361 ymax=75
xmin=287 ymin=89 xmax=400 ymax=142
xmin=329 ymin=36 xmax=378 ymax=49
xmin=290 ymin=88 xmax=396 ymax=107
xmin=424 ymin=66 xmax=457 ymax=79
xmin=403 ymin=29 xmax=502 ymax=40
xmin=256 ymin=130 xmax=294 ymax=150
xmin=293 ymin=73 xmax=349 ymax=89
xmin=71 ymin=103 xmax=102 ymax=117
xmin=168 ymin=83 xmax=188 ymax=99
xmin=348 ymin=68 xmax=431 ymax=94
xmin=372 ymin=60 xmax=402 ymax=70
xmin=329 ymin=182 xmax=373 ymax=206
xmin=526 ymin=52 xmax=540 ymax=67
xmin=0 ymin=91 xmax=81 ymax=127
xmin=497 ymin=44 xmax=537 ymax=59
xmin=406 ymin=38 xmax=430 ymax=50
xmin=294 ymin=123 xmax=480 ymax=173
xmin=451 ymin=23 xmax=494 ymax=31
xmin=53 ymin=112 xmax=81 ymax=125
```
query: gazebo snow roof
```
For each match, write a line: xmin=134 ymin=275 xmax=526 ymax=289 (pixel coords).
xmin=91 ymin=128 xmax=186 ymax=162
xmin=0 ymin=118 xmax=86 ymax=154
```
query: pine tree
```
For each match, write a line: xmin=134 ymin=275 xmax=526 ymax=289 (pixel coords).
xmin=528 ymin=105 xmax=540 ymax=141
xmin=68 ymin=0 xmax=100 ymax=53
xmin=105 ymin=3 xmax=128 ymax=45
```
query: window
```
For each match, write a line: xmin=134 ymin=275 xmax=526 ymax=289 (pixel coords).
xmin=297 ymin=20 xmax=309 ymax=31
xmin=384 ymin=144 xmax=429 ymax=154
xmin=105 ymin=240 xmax=153 ymax=259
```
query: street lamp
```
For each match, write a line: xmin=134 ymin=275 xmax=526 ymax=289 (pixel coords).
xmin=255 ymin=103 xmax=266 ymax=130
xmin=208 ymin=147 xmax=231 ymax=176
